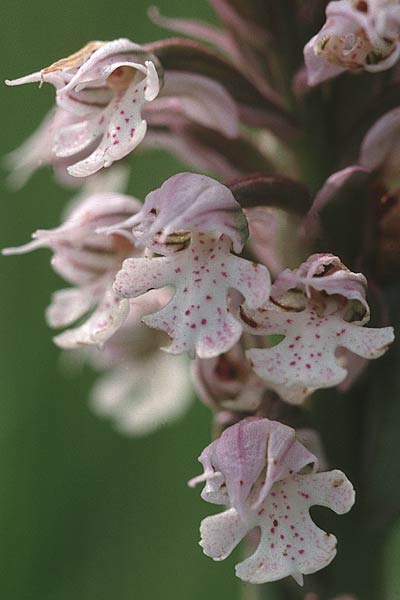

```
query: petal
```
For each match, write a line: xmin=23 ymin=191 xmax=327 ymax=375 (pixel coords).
xmin=213 ymin=418 xmax=271 ymax=518
xmin=235 ymin=470 xmax=355 ymax=584
xmin=67 ymin=68 xmax=155 ymax=177
xmin=129 ymin=172 xmax=249 ymax=254
xmin=114 ymin=234 xmax=270 ymax=358
xmin=190 ymin=418 xmax=318 ymax=517
xmin=142 ymin=124 xmax=270 ymax=181
xmin=200 ymin=508 xmax=250 ymax=561
xmin=61 ymin=39 xmax=151 ymax=92
xmin=46 ymin=286 xmax=96 ymax=328
xmin=4 ymin=108 xmax=80 ymax=189
xmin=157 ymin=71 xmax=240 ymax=138
xmin=53 ymin=290 xmax=129 ymax=349
xmin=54 ymin=116 xmax=103 ymax=158
xmin=244 ymin=304 xmax=394 ymax=404
xmin=303 ymin=36 xmax=346 ymax=86
xmin=90 ymin=352 xmax=192 ymax=435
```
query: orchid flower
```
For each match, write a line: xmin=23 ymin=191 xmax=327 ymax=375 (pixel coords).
xmin=4 ymin=187 xmax=142 ymax=348
xmin=241 ymin=254 xmax=394 ymax=404
xmin=304 ymin=0 xmax=400 ymax=86
xmin=6 ymin=39 xmax=160 ymax=179
xmin=190 ymin=417 xmax=355 ymax=585
xmin=112 ymin=173 xmax=271 ymax=359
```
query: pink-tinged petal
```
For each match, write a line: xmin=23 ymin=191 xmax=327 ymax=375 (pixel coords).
xmin=45 ymin=287 xmax=96 ymax=328
xmin=304 ymin=36 xmax=346 ymax=86
xmin=4 ymin=108 xmax=82 ymax=189
xmin=190 ymin=418 xmax=317 ymax=518
xmin=3 ymin=190 xmax=140 ymax=285
xmin=90 ymin=352 xmax=192 ymax=436
xmin=88 ymin=289 xmax=173 ymax=369
xmin=67 ymin=62 xmax=159 ymax=177
xmin=200 ymin=508 xmax=249 ymax=561
xmin=211 ymin=418 xmax=271 ymax=518
xmin=126 ymin=173 xmax=249 ymax=254
xmin=114 ymin=233 xmax=270 ymax=359
xmin=360 ymin=106 xmax=400 ymax=176
xmin=244 ymin=304 xmax=394 ymax=404
xmin=54 ymin=117 xmax=104 ymax=158
xmin=53 ymin=290 xmax=129 ymax=349
xmin=235 ymin=471 xmax=355 ymax=584
xmin=156 ymin=71 xmax=239 ymax=137
xmin=142 ymin=122 xmax=269 ymax=180
xmin=60 ymin=39 xmax=151 ymax=93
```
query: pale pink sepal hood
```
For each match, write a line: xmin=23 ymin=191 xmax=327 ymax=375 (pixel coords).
xmin=108 ymin=173 xmax=249 ymax=254
xmin=189 ymin=417 xmax=318 ymax=519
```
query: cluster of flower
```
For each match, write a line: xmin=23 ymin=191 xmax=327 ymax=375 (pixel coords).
xmin=5 ymin=0 xmax=399 ymax=594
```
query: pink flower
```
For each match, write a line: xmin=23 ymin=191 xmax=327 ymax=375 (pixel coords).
xmin=113 ymin=173 xmax=271 ymax=358
xmin=241 ymin=254 xmax=394 ymax=404
xmin=304 ymin=0 xmax=400 ymax=86
xmin=4 ymin=185 xmax=141 ymax=348
xmin=6 ymin=39 xmax=160 ymax=178
xmin=190 ymin=417 xmax=355 ymax=585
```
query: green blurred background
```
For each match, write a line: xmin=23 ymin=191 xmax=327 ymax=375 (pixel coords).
xmin=2 ymin=2 xmax=400 ymax=599
xmin=0 ymin=1 xmax=243 ymax=599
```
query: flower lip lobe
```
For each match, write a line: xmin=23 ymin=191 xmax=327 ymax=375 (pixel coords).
xmin=190 ymin=418 xmax=355 ymax=584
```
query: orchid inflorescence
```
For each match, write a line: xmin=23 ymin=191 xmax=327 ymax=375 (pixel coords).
xmin=5 ymin=1 xmax=400 ymax=597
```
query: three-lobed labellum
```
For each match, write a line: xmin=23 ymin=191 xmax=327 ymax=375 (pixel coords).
xmin=113 ymin=232 xmax=271 ymax=359
xmin=190 ymin=418 xmax=355 ymax=585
